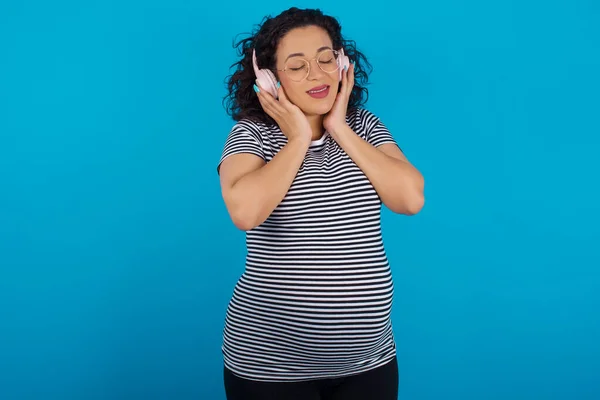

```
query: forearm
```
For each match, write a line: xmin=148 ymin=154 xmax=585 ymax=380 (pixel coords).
xmin=230 ymin=138 xmax=309 ymax=229
xmin=331 ymin=125 xmax=425 ymax=214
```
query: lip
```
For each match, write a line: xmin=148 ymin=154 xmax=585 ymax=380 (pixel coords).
xmin=307 ymin=84 xmax=329 ymax=93
xmin=306 ymin=84 xmax=330 ymax=99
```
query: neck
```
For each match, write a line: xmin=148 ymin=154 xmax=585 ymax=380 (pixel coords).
xmin=307 ymin=114 xmax=325 ymax=141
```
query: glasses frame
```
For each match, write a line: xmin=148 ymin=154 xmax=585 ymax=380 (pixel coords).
xmin=275 ymin=49 xmax=342 ymax=82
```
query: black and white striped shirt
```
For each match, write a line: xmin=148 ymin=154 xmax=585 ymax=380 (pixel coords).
xmin=217 ymin=107 xmax=400 ymax=382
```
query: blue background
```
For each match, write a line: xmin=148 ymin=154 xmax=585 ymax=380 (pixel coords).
xmin=1 ymin=1 xmax=599 ymax=399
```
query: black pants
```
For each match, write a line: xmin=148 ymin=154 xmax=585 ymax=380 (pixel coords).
xmin=223 ymin=357 xmax=398 ymax=400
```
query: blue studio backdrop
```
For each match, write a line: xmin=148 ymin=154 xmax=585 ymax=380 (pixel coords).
xmin=1 ymin=1 xmax=599 ymax=399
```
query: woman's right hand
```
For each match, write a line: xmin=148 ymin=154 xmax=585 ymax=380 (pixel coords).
xmin=254 ymin=82 xmax=312 ymax=145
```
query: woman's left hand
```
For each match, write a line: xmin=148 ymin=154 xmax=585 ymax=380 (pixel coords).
xmin=323 ymin=62 xmax=355 ymax=135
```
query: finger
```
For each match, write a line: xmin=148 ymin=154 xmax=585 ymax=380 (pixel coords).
xmin=255 ymin=82 xmax=287 ymax=121
xmin=342 ymin=64 xmax=354 ymax=97
xmin=255 ymin=83 xmax=279 ymax=118
xmin=276 ymin=83 xmax=294 ymax=108
xmin=340 ymin=65 xmax=350 ymax=97
xmin=257 ymin=81 xmax=287 ymax=114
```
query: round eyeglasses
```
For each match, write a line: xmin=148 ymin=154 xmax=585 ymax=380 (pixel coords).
xmin=276 ymin=49 xmax=341 ymax=82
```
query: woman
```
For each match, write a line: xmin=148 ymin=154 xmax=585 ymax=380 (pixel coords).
xmin=217 ymin=7 xmax=425 ymax=400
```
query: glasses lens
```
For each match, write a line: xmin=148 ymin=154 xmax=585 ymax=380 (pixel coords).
xmin=284 ymin=59 xmax=308 ymax=81
xmin=317 ymin=50 xmax=339 ymax=73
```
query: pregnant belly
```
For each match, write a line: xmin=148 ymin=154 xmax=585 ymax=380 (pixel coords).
xmin=227 ymin=268 xmax=394 ymax=344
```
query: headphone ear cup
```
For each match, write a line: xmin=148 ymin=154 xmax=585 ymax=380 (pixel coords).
xmin=255 ymin=71 xmax=278 ymax=98
xmin=263 ymin=69 xmax=279 ymax=98
xmin=338 ymin=49 xmax=350 ymax=81
xmin=252 ymin=49 xmax=279 ymax=98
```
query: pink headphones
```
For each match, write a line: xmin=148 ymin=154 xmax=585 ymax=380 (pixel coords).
xmin=252 ymin=48 xmax=350 ymax=98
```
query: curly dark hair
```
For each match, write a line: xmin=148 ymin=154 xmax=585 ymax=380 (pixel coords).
xmin=222 ymin=7 xmax=373 ymax=125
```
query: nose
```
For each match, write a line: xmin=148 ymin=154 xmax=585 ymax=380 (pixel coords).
xmin=307 ymin=58 xmax=326 ymax=81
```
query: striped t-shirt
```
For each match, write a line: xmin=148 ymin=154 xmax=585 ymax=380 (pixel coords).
xmin=217 ymin=107 xmax=400 ymax=382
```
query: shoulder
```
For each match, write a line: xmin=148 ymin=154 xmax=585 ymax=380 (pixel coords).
xmin=346 ymin=107 xmax=385 ymax=134
xmin=228 ymin=117 xmax=271 ymax=141
xmin=218 ymin=118 xmax=272 ymax=173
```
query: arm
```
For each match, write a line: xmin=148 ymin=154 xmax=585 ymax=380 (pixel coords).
xmin=219 ymin=137 xmax=309 ymax=231
xmin=218 ymin=82 xmax=314 ymax=231
xmin=330 ymin=124 xmax=425 ymax=215
xmin=323 ymin=63 xmax=424 ymax=215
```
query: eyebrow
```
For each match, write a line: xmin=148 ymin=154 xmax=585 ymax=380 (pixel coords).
xmin=285 ymin=46 xmax=332 ymax=61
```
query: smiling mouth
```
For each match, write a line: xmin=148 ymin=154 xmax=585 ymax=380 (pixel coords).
xmin=307 ymin=85 xmax=328 ymax=93
xmin=306 ymin=85 xmax=330 ymax=98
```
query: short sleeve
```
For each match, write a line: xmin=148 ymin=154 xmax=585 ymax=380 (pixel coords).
xmin=217 ymin=120 xmax=266 ymax=174
xmin=361 ymin=109 xmax=401 ymax=150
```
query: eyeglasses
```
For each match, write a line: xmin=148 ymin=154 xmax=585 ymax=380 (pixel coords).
xmin=276 ymin=49 xmax=342 ymax=82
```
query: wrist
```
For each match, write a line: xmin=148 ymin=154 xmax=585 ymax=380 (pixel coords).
xmin=287 ymin=135 xmax=311 ymax=150
xmin=328 ymin=123 xmax=352 ymax=139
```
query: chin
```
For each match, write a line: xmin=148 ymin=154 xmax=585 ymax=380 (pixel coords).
xmin=299 ymin=86 xmax=337 ymax=115
xmin=303 ymin=102 xmax=334 ymax=116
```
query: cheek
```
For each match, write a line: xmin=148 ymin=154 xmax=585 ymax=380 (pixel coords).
xmin=281 ymin=82 xmax=305 ymax=103
xmin=330 ymin=80 xmax=340 ymax=94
